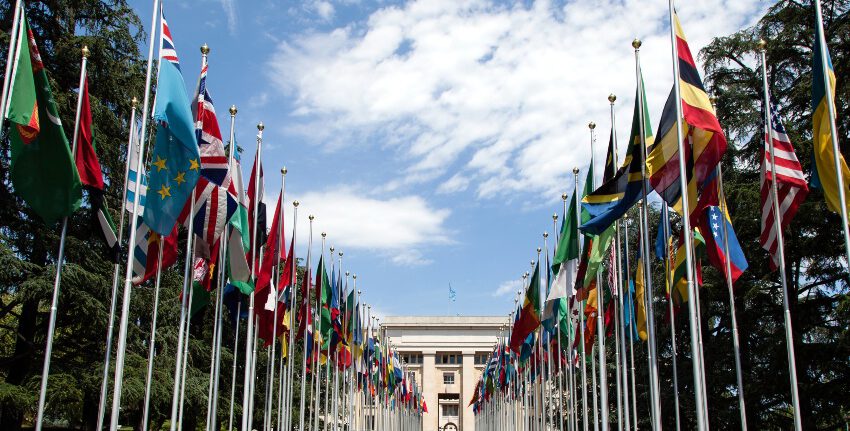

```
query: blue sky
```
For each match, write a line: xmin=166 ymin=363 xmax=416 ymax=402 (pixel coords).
xmin=127 ymin=0 xmax=769 ymax=317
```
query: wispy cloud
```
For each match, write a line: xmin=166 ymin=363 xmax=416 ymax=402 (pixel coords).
xmin=267 ymin=0 xmax=767 ymax=204
xmin=220 ymin=0 xmax=237 ymax=35
xmin=493 ymin=278 xmax=522 ymax=298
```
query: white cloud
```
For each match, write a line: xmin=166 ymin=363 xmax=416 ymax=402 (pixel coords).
xmin=314 ymin=1 xmax=336 ymax=21
xmin=282 ymin=187 xmax=451 ymax=265
xmin=267 ymin=0 xmax=767 ymax=203
xmin=220 ymin=0 xmax=237 ymax=34
xmin=493 ymin=278 xmax=522 ymax=298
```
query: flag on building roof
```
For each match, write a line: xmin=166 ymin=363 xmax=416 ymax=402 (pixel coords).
xmin=581 ymin=83 xmax=654 ymax=235
xmin=143 ymin=8 xmax=200 ymax=235
xmin=761 ymin=102 xmax=808 ymax=270
xmin=6 ymin=13 xmax=81 ymax=224
xmin=810 ymin=18 xmax=849 ymax=216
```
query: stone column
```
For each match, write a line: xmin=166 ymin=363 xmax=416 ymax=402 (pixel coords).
xmin=422 ymin=350 xmax=437 ymax=431
xmin=461 ymin=352 xmax=475 ymax=431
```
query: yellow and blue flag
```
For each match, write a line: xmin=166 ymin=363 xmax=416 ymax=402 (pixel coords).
xmin=143 ymin=9 xmax=200 ymax=235
xmin=810 ymin=21 xmax=849 ymax=215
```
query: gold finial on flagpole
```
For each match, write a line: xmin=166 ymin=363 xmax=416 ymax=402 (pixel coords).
xmin=200 ymin=43 xmax=210 ymax=55
xmin=632 ymin=38 xmax=642 ymax=49
xmin=339 ymin=251 xmax=343 ymax=257
xmin=308 ymin=214 xmax=314 ymax=221
xmin=353 ymin=274 xmax=357 ymax=280
xmin=131 ymin=97 xmax=138 ymax=107
xmin=573 ymin=167 xmax=579 ymax=175
xmin=281 ymin=167 xmax=287 ymax=175
xmin=330 ymin=246 xmax=335 ymax=253
xmin=229 ymin=105 xmax=237 ymax=116
xmin=553 ymin=213 xmax=558 ymax=222
xmin=757 ymin=39 xmax=767 ymax=51
xmin=321 ymin=232 xmax=326 ymax=238
xmin=293 ymin=200 xmax=299 ymax=207
xmin=588 ymin=122 xmax=596 ymax=130
xmin=561 ymin=193 xmax=567 ymax=201
xmin=608 ymin=93 xmax=616 ymax=104
xmin=82 ymin=45 xmax=90 ymax=58
xmin=543 ymin=232 xmax=548 ymax=239
xmin=257 ymin=122 xmax=264 ymax=131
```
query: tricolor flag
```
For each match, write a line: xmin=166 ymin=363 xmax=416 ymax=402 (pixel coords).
xmin=6 ymin=12 xmax=81 ymax=224
xmin=761 ymin=103 xmax=808 ymax=269
xmin=700 ymin=204 xmax=748 ymax=283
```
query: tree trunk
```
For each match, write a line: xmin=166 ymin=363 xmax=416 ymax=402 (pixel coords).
xmin=0 ymin=298 xmax=39 ymax=431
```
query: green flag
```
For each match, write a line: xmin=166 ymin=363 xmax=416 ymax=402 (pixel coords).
xmin=7 ymin=15 xmax=81 ymax=224
xmin=553 ymin=191 xmax=579 ymax=268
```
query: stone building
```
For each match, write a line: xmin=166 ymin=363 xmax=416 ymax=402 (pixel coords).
xmin=380 ymin=316 xmax=508 ymax=431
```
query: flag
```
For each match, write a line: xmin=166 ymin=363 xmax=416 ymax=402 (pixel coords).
xmin=193 ymin=63 xmax=229 ymax=186
xmin=646 ymin=14 xmax=726 ymax=219
xmin=546 ymin=189 xmax=579 ymax=324
xmin=580 ymin=83 xmax=654 ymax=235
xmin=143 ymin=9 xmax=200 ymax=235
xmin=257 ymin=193 xmax=284 ymax=346
xmin=6 ymin=13 xmax=81 ymax=224
xmin=760 ymin=103 xmax=808 ymax=269
xmin=131 ymin=217 xmax=178 ymax=285
xmin=552 ymin=188 xmax=580 ymax=267
xmin=125 ymin=122 xmax=146 ymax=215
xmin=180 ymin=176 xmax=237 ymax=253
xmin=810 ymin=19 xmax=849 ymax=215
xmin=700 ymin=204 xmax=748 ymax=283
xmin=669 ymin=229 xmax=706 ymax=309
xmin=226 ymin=147 xmax=251 ymax=293
xmin=509 ymin=262 xmax=541 ymax=353
xmin=246 ymin=149 xmax=265 ymax=250
xmin=632 ymin=254 xmax=647 ymax=341
xmin=74 ymin=77 xmax=119 ymax=261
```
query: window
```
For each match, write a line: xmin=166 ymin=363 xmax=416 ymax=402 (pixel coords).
xmin=443 ymin=372 xmax=455 ymax=385
xmin=442 ymin=404 xmax=459 ymax=417
xmin=403 ymin=353 xmax=422 ymax=364
xmin=438 ymin=353 xmax=459 ymax=364
xmin=474 ymin=353 xmax=488 ymax=365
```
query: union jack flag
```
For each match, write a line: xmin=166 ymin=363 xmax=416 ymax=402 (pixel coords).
xmin=159 ymin=8 xmax=180 ymax=69
xmin=760 ymin=101 xmax=809 ymax=270
xmin=194 ymin=63 xmax=229 ymax=186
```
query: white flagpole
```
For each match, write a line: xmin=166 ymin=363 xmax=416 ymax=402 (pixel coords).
xmin=0 ymin=0 xmax=23 ymax=123
xmin=553 ymin=213 xmax=566 ymax=431
xmin=758 ymin=40 xmax=802 ymax=430
xmin=814 ymin=0 xmax=850 ymax=269
xmin=141 ymin=241 xmax=166 ymax=431
xmin=574 ymin=165 xmax=589 ymax=431
xmin=242 ymin=122 xmax=265 ymax=431
xmin=110 ymin=0 xmax=160 ymax=427
xmin=210 ymin=105 xmax=238 ymax=431
xmin=177 ymin=285 xmax=196 ymax=428
xmin=95 ymin=96 xmax=138 ymax=431
xmin=632 ymin=38 xmax=662 ymax=431
xmin=35 ymin=45 xmax=88 ymax=431
xmin=227 ymin=300 xmax=242 ymax=431
xmin=667 ymin=2 xmax=709 ymax=427
xmin=265 ymin=169 xmax=286 ymax=430
xmin=299 ymin=214 xmax=315 ymax=431
xmin=660 ymin=202 xmax=682 ymax=431
xmin=285 ymin=201 xmax=300 ymax=431
xmin=315 ymin=233 xmax=328 ymax=431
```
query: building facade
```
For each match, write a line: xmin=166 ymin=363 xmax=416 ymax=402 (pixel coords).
xmin=381 ymin=316 xmax=508 ymax=431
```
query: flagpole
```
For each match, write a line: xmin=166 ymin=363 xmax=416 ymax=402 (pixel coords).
xmin=227 ymin=299 xmax=242 ymax=431
xmin=332 ymin=251 xmax=344 ymax=430
xmin=316 ymin=232 xmax=328 ymax=431
xmin=0 ymin=0 xmax=23 ymax=123
xmin=631 ymin=39 xmax=662 ymax=431
xmin=241 ymin=122 xmax=265 ymax=431
xmin=659 ymin=202 xmax=682 ymax=431
xmin=299 ymin=214 xmax=315 ymax=431
xmin=574 ymin=166 xmax=589 ymax=431
xmin=666 ymin=3 xmax=709 ymax=428
xmin=265 ymin=168 xmax=286 ymax=431
xmin=623 ymin=217 xmax=638 ymax=430
xmin=178 ymin=278 xmax=195 ymax=428
xmin=285 ymin=201 xmax=300 ymax=431
xmin=170 ymin=198 xmax=197 ymax=431
xmin=813 ymin=0 xmax=850 ymax=270
xmin=619 ymin=212 xmax=633 ymax=431
xmin=553 ymin=213 xmax=566 ymax=431
xmin=561 ymin=190 xmax=578 ymax=431
xmin=95 ymin=95 xmax=138 ymax=431
xmin=141 ymin=241 xmax=165 ymax=431
xmin=34 ymin=45 xmax=88 ymax=431
xmin=110 ymin=0 xmax=161 ymax=427
xmin=757 ymin=40 xmax=802 ymax=431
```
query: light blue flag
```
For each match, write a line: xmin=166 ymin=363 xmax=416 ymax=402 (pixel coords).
xmin=143 ymin=10 xmax=199 ymax=235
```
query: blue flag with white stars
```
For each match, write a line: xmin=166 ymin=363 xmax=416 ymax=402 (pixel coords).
xmin=143 ymin=10 xmax=200 ymax=235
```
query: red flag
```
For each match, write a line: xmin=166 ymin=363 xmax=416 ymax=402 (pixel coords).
xmin=132 ymin=224 xmax=179 ymax=285
xmin=75 ymin=78 xmax=104 ymax=190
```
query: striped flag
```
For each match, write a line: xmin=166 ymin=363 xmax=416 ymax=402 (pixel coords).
xmin=125 ymin=122 xmax=146 ymax=215
xmin=193 ymin=63 xmax=229 ymax=186
xmin=760 ymin=103 xmax=809 ymax=270
xmin=131 ymin=216 xmax=178 ymax=285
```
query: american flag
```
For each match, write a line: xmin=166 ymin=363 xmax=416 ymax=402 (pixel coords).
xmin=760 ymin=102 xmax=809 ymax=270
